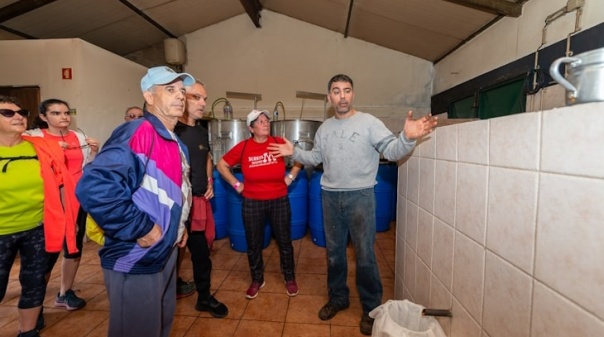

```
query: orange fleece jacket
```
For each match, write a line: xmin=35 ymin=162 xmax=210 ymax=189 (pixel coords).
xmin=22 ymin=135 xmax=79 ymax=254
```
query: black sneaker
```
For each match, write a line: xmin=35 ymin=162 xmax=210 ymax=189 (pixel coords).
xmin=54 ymin=289 xmax=86 ymax=310
xmin=177 ymin=278 xmax=196 ymax=299
xmin=195 ymin=295 xmax=228 ymax=318
xmin=318 ymin=301 xmax=349 ymax=320
xmin=360 ymin=312 xmax=375 ymax=336
xmin=17 ymin=329 xmax=40 ymax=337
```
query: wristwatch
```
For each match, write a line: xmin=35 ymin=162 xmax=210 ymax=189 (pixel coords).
xmin=287 ymin=174 xmax=295 ymax=180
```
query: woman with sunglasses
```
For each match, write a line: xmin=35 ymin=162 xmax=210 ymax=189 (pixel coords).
xmin=0 ymin=96 xmax=79 ymax=337
xmin=24 ymin=98 xmax=99 ymax=317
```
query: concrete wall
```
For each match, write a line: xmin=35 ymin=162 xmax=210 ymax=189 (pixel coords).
xmin=395 ymin=102 xmax=604 ymax=337
xmin=0 ymin=38 xmax=146 ymax=145
xmin=183 ymin=10 xmax=433 ymax=132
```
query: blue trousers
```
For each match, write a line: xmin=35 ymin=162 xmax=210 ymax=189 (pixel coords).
xmin=322 ymin=188 xmax=383 ymax=313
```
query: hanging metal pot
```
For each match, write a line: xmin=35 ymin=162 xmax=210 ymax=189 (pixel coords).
xmin=208 ymin=119 xmax=250 ymax=165
xmin=549 ymin=47 xmax=604 ymax=105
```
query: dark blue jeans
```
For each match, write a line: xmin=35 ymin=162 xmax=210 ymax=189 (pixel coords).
xmin=322 ymin=188 xmax=382 ymax=313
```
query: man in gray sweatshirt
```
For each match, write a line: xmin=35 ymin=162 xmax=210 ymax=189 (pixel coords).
xmin=268 ymin=74 xmax=437 ymax=335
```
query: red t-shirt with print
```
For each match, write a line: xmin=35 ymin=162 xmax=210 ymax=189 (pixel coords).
xmin=222 ymin=137 xmax=287 ymax=200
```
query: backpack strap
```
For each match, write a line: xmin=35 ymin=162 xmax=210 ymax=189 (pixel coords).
xmin=0 ymin=156 xmax=38 ymax=173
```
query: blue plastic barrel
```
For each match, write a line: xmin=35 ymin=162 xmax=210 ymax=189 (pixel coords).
xmin=288 ymin=169 xmax=308 ymax=240
xmin=226 ymin=172 xmax=271 ymax=252
xmin=308 ymin=169 xmax=326 ymax=247
xmin=210 ymin=169 xmax=228 ymax=240
xmin=375 ymin=162 xmax=397 ymax=232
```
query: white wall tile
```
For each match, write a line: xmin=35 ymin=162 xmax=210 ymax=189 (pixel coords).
xmin=430 ymin=274 xmax=453 ymax=309
xmin=486 ymin=167 xmax=538 ymax=274
xmin=531 ymin=282 xmax=604 ymax=337
xmin=451 ymin=299 xmax=481 ymax=337
xmin=417 ymin=208 xmax=434 ymax=267
xmin=456 ymin=163 xmax=488 ymax=244
xmin=431 ymin=275 xmax=453 ymax=337
xmin=419 ymin=158 xmax=435 ymax=213
xmin=406 ymin=201 xmax=419 ymax=252
xmin=407 ymin=156 xmax=420 ymax=203
xmin=404 ymin=243 xmax=417 ymax=300
xmin=436 ymin=124 xmax=458 ymax=161
xmin=432 ymin=218 xmax=455 ymax=291
xmin=419 ymin=132 xmax=436 ymax=159
xmin=395 ymin=230 xmax=406 ymax=291
xmin=394 ymin=274 xmax=405 ymax=300
xmin=536 ymin=173 xmax=604 ymax=320
xmin=483 ymin=253 xmax=532 ymax=337
xmin=397 ymin=158 xmax=409 ymax=200
xmin=396 ymin=196 xmax=407 ymax=239
xmin=416 ymin=259 xmax=431 ymax=306
xmin=434 ymin=160 xmax=457 ymax=227
xmin=458 ymin=119 xmax=489 ymax=165
xmin=453 ymin=233 xmax=485 ymax=323
xmin=490 ymin=112 xmax=540 ymax=170
xmin=541 ymin=102 xmax=604 ymax=179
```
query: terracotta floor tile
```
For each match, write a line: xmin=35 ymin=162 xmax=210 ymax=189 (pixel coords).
xmin=295 ymin=257 xmax=327 ymax=274
xmin=282 ymin=322 xmax=331 ymax=337
xmin=233 ymin=319 xmax=284 ymax=337
xmin=242 ymin=292 xmax=289 ymax=322
xmin=41 ymin=309 xmax=107 ymax=337
xmin=168 ymin=315 xmax=197 ymax=337
xmin=211 ymin=250 xmax=243 ymax=271
xmin=330 ymin=324 xmax=366 ymax=337
xmin=1 ymin=229 xmax=398 ymax=337
xmin=329 ymin=300 xmax=364 ymax=327
xmin=285 ymin=294 xmax=329 ymax=325
xmin=294 ymin=273 xmax=327 ymax=296
xmin=220 ymin=270 xmax=252 ymax=292
xmin=182 ymin=317 xmax=239 ymax=337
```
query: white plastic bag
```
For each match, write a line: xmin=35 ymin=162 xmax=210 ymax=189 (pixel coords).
xmin=369 ymin=300 xmax=447 ymax=337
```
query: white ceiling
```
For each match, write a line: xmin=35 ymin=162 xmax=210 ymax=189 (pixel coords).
xmin=0 ymin=0 xmax=527 ymax=62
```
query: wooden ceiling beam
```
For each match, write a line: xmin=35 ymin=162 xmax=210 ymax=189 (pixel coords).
xmin=239 ymin=0 xmax=262 ymax=28
xmin=0 ymin=0 xmax=58 ymax=23
xmin=440 ymin=0 xmax=523 ymax=17
xmin=344 ymin=0 xmax=355 ymax=38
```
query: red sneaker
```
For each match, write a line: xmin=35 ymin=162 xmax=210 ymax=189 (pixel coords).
xmin=285 ymin=280 xmax=299 ymax=296
xmin=245 ymin=280 xmax=266 ymax=299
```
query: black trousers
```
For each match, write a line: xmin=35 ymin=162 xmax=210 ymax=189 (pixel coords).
xmin=242 ymin=196 xmax=295 ymax=283
xmin=186 ymin=222 xmax=212 ymax=300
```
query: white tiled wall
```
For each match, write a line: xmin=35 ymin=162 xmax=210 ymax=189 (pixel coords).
xmin=395 ymin=102 xmax=604 ymax=337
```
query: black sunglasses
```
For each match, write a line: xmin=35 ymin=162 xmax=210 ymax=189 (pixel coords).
xmin=0 ymin=109 xmax=30 ymax=118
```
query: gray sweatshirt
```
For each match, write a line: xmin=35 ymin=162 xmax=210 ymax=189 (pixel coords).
xmin=292 ymin=111 xmax=416 ymax=191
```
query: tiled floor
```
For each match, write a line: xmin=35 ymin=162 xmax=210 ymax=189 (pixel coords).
xmin=0 ymin=227 xmax=396 ymax=337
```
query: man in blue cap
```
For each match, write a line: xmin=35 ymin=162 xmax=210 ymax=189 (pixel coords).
xmin=76 ymin=66 xmax=195 ymax=337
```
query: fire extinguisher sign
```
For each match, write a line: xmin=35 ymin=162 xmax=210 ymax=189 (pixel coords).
xmin=62 ymin=68 xmax=72 ymax=80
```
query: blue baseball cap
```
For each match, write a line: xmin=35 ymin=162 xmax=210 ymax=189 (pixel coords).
xmin=140 ymin=66 xmax=195 ymax=92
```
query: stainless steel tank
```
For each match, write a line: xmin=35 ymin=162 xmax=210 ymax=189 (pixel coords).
xmin=209 ymin=119 xmax=250 ymax=164
xmin=271 ymin=119 xmax=322 ymax=166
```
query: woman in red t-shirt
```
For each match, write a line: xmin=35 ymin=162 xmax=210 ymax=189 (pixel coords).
xmin=24 ymin=98 xmax=99 ymax=319
xmin=217 ymin=110 xmax=302 ymax=299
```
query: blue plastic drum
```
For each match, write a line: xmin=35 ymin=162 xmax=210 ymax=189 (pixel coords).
xmin=308 ymin=169 xmax=326 ymax=247
xmin=375 ymin=161 xmax=397 ymax=232
xmin=226 ymin=171 xmax=271 ymax=252
xmin=288 ymin=169 xmax=308 ymax=240
xmin=210 ymin=169 xmax=228 ymax=240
